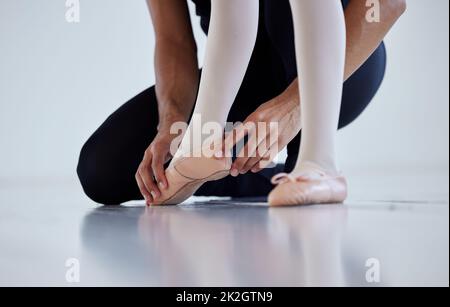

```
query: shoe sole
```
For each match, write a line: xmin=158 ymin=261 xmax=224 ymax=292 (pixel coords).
xmin=152 ymin=169 xmax=230 ymax=206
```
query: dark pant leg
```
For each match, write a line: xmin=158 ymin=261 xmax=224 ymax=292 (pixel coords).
xmin=77 ymin=88 xmax=159 ymax=205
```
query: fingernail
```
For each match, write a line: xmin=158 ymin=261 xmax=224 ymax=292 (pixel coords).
xmin=151 ymin=191 xmax=157 ymax=199
xmin=251 ymin=168 xmax=258 ymax=173
xmin=159 ymin=181 xmax=167 ymax=190
xmin=230 ymin=169 xmax=239 ymax=177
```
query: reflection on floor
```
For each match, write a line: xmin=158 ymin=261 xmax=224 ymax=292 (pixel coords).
xmin=0 ymin=171 xmax=448 ymax=286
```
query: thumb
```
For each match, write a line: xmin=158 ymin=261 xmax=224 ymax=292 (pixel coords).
xmin=224 ymin=121 xmax=252 ymax=156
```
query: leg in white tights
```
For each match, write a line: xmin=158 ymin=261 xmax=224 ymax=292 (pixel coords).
xmin=177 ymin=0 xmax=260 ymax=156
xmin=156 ymin=0 xmax=259 ymax=205
xmin=289 ymin=0 xmax=346 ymax=174
xmin=268 ymin=1 xmax=348 ymax=206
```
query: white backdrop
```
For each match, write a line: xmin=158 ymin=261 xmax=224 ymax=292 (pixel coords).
xmin=0 ymin=0 xmax=448 ymax=181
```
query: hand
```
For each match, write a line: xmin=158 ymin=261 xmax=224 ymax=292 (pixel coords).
xmin=135 ymin=130 xmax=181 ymax=205
xmin=225 ymin=91 xmax=301 ymax=176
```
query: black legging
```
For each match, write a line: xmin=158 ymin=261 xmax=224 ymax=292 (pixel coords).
xmin=77 ymin=0 xmax=386 ymax=205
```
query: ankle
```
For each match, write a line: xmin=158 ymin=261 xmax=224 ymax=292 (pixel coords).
xmin=175 ymin=136 xmax=226 ymax=160
xmin=293 ymin=160 xmax=340 ymax=176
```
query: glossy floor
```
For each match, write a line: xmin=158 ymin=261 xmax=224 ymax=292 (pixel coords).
xmin=0 ymin=171 xmax=448 ymax=287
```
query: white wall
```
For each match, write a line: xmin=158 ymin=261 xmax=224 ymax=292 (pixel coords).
xmin=338 ymin=0 xmax=449 ymax=173
xmin=0 ymin=0 xmax=448 ymax=180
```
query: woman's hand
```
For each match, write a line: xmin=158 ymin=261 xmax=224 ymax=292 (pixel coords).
xmin=135 ymin=128 xmax=181 ymax=205
xmin=225 ymin=82 xmax=302 ymax=176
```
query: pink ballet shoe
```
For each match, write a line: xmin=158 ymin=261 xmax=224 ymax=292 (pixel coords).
xmin=150 ymin=152 xmax=231 ymax=206
xmin=268 ymin=169 xmax=348 ymax=206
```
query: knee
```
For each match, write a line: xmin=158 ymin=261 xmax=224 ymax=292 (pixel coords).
xmin=339 ymin=44 xmax=386 ymax=129
xmin=76 ymin=136 xmax=121 ymax=205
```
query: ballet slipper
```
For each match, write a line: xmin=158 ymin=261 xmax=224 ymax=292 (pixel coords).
xmin=268 ymin=167 xmax=347 ymax=207
xmin=150 ymin=149 xmax=231 ymax=206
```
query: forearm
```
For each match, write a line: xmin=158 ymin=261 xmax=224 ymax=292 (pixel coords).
xmin=154 ymin=39 xmax=199 ymax=131
xmin=147 ymin=0 xmax=199 ymax=132
xmin=344 ymin=0 xmax=406 ymax=78
xmin=277 ymin=0 xmax=406 ymax=105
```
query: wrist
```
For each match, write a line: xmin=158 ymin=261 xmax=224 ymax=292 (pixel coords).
xmin=274 ymin=90 xmax=299 ymax=112
xmin=156 ymin=92 xmax=196 ymax=124
xmin=157 ymin=114 xmax=187 ymax=134
xmin=275 ymin=80 xmax=300 ymax=109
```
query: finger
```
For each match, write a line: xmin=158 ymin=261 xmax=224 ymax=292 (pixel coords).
xmin=231 ymin=147 xmax=252 ymax=177
xmin=140 ymin=166 xmax=160 ymax=200
xmin=224 ymin=123 xmax=251 ymax=157
xmin=233 ymin=123 xmax=270 ymax=174
xmin=231 ymin=135 xmax=257 ymax=176
xmin=135 ymin=172 xmax=153 ymax=204
xmin=250 ymin=135 xmax=280 ymax=173
xmin=140 ymin=152 xmax=161 ymax=199
xmin=240 ymin=153 xmax=264 ymax=174
xmin=246 ymin=120 xmax=282 ymax=174
xmin=233 ymin=131 xmax=257 ymax=172
xmin=152 ymin=150 xmax=168 ymax=190
xmin=251 ymin=145 xmax=279 ymax=173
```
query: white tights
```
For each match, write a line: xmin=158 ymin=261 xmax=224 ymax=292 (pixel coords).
xmin=177 ymin=0 xmax=259 ymax=155
xmin=179 ymin=0 xmax=346 ymax=175
xmin=290 ymin=0 xmax=346 ymax=173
